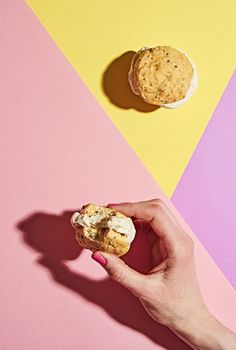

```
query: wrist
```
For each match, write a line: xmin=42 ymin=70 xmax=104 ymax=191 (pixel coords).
xmin=170 ymin=313 xmax=236 ymax=350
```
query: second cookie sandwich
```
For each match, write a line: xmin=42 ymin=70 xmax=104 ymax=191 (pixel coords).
xmin=128 ymin=46 xmax=198 ymax=108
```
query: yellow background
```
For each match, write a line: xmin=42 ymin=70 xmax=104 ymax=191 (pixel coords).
xmin=27 ymin=0 xmax=236 ymax=196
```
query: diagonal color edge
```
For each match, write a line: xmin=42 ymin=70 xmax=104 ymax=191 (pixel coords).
xmin=172 ymin=70 xmax=236 ymax=289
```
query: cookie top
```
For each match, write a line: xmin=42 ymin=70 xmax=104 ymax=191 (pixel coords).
xmin=133 ymin=46 xmax=194 ymax=105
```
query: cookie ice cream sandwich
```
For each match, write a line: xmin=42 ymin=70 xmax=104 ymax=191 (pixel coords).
xmin=71 ymin=204 xmax=136 ymax=257
xmin=128 ymin=46 xmax=198 ymax=108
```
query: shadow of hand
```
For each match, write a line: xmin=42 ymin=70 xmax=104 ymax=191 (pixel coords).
xmin=102 ymin=51 xmax=159 ymax=113
xmin=17 ymin=211 xmax=190 ymax=350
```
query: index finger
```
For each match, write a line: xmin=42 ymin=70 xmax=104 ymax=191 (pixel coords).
xmin=108 ymin=200 xmax=182 ymax=256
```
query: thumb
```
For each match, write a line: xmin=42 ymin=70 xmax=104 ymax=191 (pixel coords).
xmin=92 ymin=251 xmax=145 ymax=296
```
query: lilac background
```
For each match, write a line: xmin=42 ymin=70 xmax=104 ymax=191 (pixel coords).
xmin=172 ymin=70 xmax=236 ymax=289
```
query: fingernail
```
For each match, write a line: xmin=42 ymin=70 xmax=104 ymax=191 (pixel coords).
xmin=92 ymin=252 xmax=107 ymax=266
xmin=134 ymin=221 xmax=141 ymax=230
xmin=148 ymin=232 xmax=157 ymax=244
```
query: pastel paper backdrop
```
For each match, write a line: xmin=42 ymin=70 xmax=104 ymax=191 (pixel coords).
xmin=0 ymin=1 xmax=235 ymax=350
xmin=172 ymin=71 xmax=236 ymax=289
xmin=27 ymin=0 xmax=236 ymax=197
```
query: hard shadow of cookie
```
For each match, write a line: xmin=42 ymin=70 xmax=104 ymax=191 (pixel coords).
xmin=102 ymin=51 xmax=160 ymax=113
xmin=17 ymin=211 xmax=190 ymax=350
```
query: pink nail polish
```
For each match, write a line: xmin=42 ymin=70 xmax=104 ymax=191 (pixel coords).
xmin=92 ymin=252 xmax=107 ymax=266
xmin=134 ymin=221 xmax=141 ymax=230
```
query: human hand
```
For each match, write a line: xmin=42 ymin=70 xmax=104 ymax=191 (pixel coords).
xmin=92 ymin=199 xmax=236 ymax=350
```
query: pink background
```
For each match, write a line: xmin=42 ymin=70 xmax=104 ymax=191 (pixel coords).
xmin=0 ymin=1 xmax=235 ymax=350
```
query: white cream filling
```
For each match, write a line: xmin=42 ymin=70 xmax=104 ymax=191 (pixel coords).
xmin=128 ymin=47 xmax=198 ymax=109
xmin=71 ymin=212 xmax=136 ymax=243
xmin=71 ymin=212 xmax=107 ymax=227
xmin=107 ymin=216 xmax=136 ymax=243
